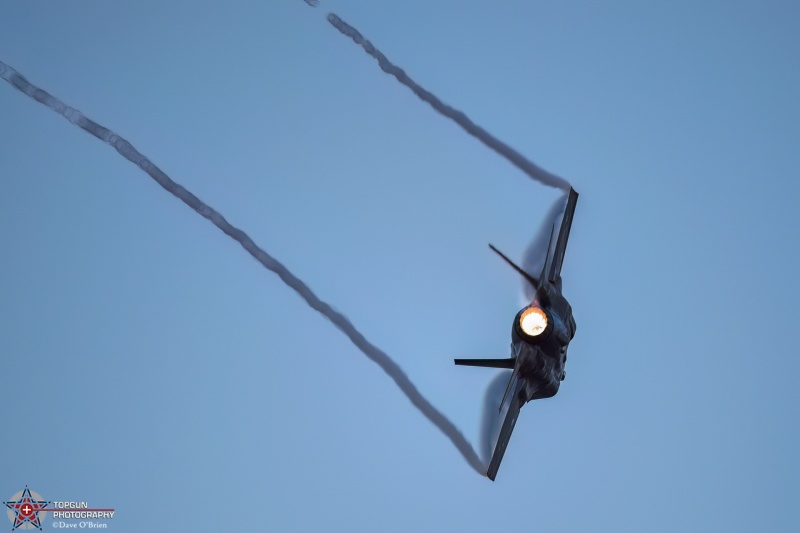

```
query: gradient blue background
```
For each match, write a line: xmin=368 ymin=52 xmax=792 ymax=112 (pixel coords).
xmin=2 ymin=1 xmax=798 ymax=531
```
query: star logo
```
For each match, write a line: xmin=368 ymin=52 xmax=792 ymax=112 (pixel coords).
xmin=4 ymin=487 xmax=50 ymax=531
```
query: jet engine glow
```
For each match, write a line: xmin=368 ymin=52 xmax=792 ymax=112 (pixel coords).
xmin=519 ymin=306 xmax=547 ymax=337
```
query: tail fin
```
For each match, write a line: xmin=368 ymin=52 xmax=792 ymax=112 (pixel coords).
xmin=454 ymin=357 xmax=515 ymax=369
xmin=490 ymin=187 xmax=578 ymax=292
xmin=455 ymin=358 xmax=521 ymax=414
xmin=488 ymin=244 xmax=539 ymax=290
xmin=489 ymin=222 xmax=555 ymax=293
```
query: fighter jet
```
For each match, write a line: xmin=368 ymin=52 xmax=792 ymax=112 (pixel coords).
xmin=455 ymin=188 xmax=578 ymax=481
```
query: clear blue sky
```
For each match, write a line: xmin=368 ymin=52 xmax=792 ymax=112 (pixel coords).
xmin=2 ymin=1 xmax=798 ymax=531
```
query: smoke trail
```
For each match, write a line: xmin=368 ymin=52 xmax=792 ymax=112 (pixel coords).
xmin=326 ymin=13 xmax=571 ymax=192
xmin=0 ymin=60 xmax=486 ymax=475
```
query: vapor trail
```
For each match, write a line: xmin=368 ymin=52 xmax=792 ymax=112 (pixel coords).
xmin=326 ymin=13 xmax=571 ymax=192
xmin=0 ymin=60 xmax=485 ymax=475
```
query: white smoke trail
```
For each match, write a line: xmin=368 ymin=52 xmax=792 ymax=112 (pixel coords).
xmin=0 ymin=60 xmax=486 ymax=475
xmin=326 ymin=13 xmax=571 ymax=192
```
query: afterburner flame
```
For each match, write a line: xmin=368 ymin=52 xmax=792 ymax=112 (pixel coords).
xmin=519 ymin=307 xmax=548 ymax=337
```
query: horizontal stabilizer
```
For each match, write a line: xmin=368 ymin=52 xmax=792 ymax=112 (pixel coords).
xmin=454 ymin=358 xmax=516 ymax=369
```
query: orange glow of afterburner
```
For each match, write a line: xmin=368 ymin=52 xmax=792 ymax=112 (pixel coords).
xmin=519 ymin=307 xmax=548 ymax=337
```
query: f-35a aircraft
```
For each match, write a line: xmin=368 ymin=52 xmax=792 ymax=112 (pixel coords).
xmin=455 ymin=187 xmax=579 ymax=481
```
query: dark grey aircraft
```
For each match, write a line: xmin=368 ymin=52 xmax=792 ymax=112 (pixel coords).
xmin=455 ymin=188 xmax=579 ymax=481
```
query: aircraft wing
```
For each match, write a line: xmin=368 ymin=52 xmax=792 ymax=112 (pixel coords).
xmin=486 ymin=378 xmax=525 ymax=481
xmin=547 ymin=187 xmax=579 ymax=283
